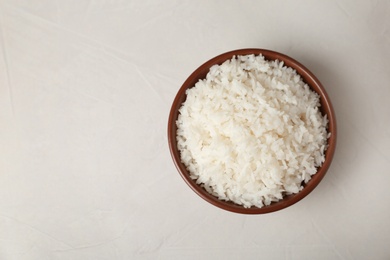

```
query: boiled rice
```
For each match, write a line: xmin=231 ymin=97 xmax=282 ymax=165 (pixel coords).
xmin=176 ymin=54 xmax=329 ymax=208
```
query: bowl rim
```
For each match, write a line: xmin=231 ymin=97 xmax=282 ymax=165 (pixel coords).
xmin=168 ymin=48 xmax=337 ymax=214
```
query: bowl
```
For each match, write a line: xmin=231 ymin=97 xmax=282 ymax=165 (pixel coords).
xmin=168 ymin=48 xmax=336 ymax=214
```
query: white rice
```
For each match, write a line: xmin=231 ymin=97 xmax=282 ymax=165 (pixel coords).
xmin=176 ymin=54 xmax=329 ymax=208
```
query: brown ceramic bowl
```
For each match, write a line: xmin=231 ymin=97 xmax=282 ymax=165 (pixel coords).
xmin=168 ymin=49 xmax=336 ymax=214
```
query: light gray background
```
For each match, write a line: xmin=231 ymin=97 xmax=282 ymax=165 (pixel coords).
xmin=0 ymin=0 xmax=389 ymax=259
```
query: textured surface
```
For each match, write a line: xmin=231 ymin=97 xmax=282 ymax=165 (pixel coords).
xmin=0 ymin=0 xmax=389 ymax=259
